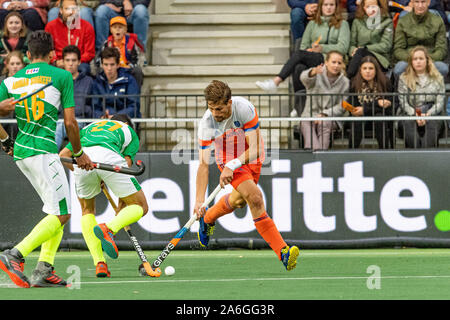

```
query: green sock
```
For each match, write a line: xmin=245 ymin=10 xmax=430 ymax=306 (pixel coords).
xmin=15 ymin=214 xmax=62 ymax=258
xmin=106 ymin=205 xmax=144 ymax=234
xmin=81 ymin=214 xmax=105 ymax=266
xmin=39 ymin=225 xmax=64 ymax=265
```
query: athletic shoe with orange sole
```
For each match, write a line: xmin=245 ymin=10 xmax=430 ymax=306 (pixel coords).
xmin=30 ymin=262 xmax=69 ymax=287
xmin=94 ymin=223 xmax=119 ymax=259
xmin=0 ymin=249 xmax=30 ymax=288
xmin=281 ymin=245 xmax=300 ymax=271
xmin=96 ymin=262 xmax=111 ymax=278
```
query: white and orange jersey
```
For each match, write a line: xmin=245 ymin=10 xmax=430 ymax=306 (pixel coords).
xmin=198 ymin=96 xmax=265 ymax=166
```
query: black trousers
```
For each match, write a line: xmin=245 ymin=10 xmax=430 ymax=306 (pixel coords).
xmin=347 ymin=47 xmax=387 ymax=79
xmin=348 ymin=120 xmax=394 ymax=149
xmin=400 ymin=120 xmax=443 ymax=148
xmin=278 ymin=50 xmax=324 ymax=92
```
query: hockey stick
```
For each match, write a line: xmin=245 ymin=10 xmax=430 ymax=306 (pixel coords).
xmin=102 ymin=185 xmax=161 ymax=277
xmin=11 ymin=81 xmax=53 ymax=104
xmin=151 ymin=184 xmax=222 ymax=269
xmin=60 ymin=157 xmax=146 ymax=176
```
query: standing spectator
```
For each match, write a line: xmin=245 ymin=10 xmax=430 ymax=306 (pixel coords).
xmin=94 ymin=0 xmax=150 ymax=52
xmin=347 ymin=0 xmax=393 ymax=79
xmin=256 ymin=0 xmax=350 ymax=93
xmin=55 ymin=45 xmax=93 ymax=150
xmin=45 ymin=0 xmax=95 ymax=75
xmin=393 ymin=0 xmax=448 ymax=78
xmin=287 ymin=0 xmax=318 ymax=43
xmin=0 ymin=0 xmax=48 ymax=31
xmin=0 ymin=11 xmax=30 ymax=74
xmin=299 ymin=51 xmax=349 ymax=150
xmin=96 ymin=16 xmax=144 ymax=87
xmin=398 ymin=46 xmax=446 ymax=148
xmin=346 ymin=0 xmax=360 ymax=26
xmin=347 ymin=55 xmax=394 ymax=149
xmin=0 ymin=50 xmax=25 ymax=141
xmin=93 ymin=47 xmax=141 ymax=119
xmin=48 ymin=0 xmax=94 ymax=28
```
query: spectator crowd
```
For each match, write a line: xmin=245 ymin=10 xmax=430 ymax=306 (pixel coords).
xmin=257 ymin=0 xmax=450 ymax=150
xmin=0 ymin=0 xmax=148 ymax=149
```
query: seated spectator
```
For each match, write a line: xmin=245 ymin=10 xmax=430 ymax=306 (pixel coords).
xmin=299 ymin=51 xmax=349 ymax=150
xmin=398 ymin=46 xmax=446 ymax=148
xmin=287 ymin=0 xmax=318 ymax=43
xmin=346 ymin=56 xmax=394 ymax=149
xmin=96 ymin=16 xmax=144 ymax=87
xmin=0 ymin=50 xmax=26 ymax=140
xmin=389 ymin=0 xmax=448 ymax=24
xmin=93 ymin=47 xmax=141 ymax=119
xmin=347 ymin=0 xmax=393 ymax=79
xmin=45 ymin=0 xmax=95 ymax=75
xmin=94 ymin=0 xmax=150 ymax=52
xmin=48 ymin=0 xmax=94 ymax=28
xmin=0 ymin=11 xmax=30 ymax=74
xmin=256 ymin=0 xmax=350 ymax=93
xmin=0 ymin=0 xmax=48 ymax=31
xmin=393 ymin=0 xmax=448 ymax=78
xmin=55 ymin=45 xmax=93 ymax=150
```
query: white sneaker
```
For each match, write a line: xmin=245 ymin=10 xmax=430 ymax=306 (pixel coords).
xmin=256 ymin=79 xmax=278 ymax=93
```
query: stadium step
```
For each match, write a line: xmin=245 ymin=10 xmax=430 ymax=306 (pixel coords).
xmin=143 ymin=0 xmax=292 ymax=150
xmin=152 ymin=47 xmax=289 ymax=66
xmin=155 ymin=0 xmax=278 ymax=14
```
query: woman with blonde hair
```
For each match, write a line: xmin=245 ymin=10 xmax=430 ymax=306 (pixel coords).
xmin=256 ymin=0 xmax=350 ymax=93
xmin=398 ymin=46 xmax=446 ymax=148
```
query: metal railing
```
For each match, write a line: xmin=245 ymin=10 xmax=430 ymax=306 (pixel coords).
xmin=1 ymin=92 xmax=449 ymax=151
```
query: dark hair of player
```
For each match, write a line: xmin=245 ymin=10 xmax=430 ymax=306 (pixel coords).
xmin=111 ymin=114 xmax=134 ymax=128
xmin=27 ymin=31 xmax=54 ymax=60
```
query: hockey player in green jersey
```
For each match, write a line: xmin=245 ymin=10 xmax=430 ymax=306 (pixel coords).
xmin=59 ymin=114 xmax=148 ymax=278
xmin=0 ymin=31 xmax=94 ymax=288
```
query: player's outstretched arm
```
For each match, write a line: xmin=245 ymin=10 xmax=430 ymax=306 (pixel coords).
xmin=0 ymin=123 xmax=13 ymax=156
xmin=194 ymin=147 xmax=211 ymax=218
xmin=0 ymin=98 xmax=15 ymax=116
xmin=63 ymin=107 xmax=94 ymax=171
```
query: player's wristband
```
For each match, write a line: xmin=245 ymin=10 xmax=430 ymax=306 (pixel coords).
xmin=0 ymin=135 xmax=8 ymax=143
xmin=73 ymin=148 xmax=84 ymax=158
xmin=225 ymin=158 xmax=242 ymax=171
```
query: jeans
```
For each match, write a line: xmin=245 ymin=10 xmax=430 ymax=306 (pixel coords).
xmin=394 ymin=61 xmax=449 ymax=77
xmin=55 ymin=121 xmax=87 ymax=151
xmin=290 ymin=8 xmax=308 ymax=42
xmin=94 ymin=4 xmax=149 ymax=50
xmin=47 ymin=6 xmax=95 ymax=28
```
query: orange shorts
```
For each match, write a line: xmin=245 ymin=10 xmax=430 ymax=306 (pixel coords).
xmin=218 ymin=163 xmax=262 ymax=190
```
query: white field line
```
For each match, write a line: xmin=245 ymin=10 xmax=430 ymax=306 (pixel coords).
xmin=29 ymin=250 xmax=450 ymax=259
xmin=41 ymin=274 xmax=450 ymax=286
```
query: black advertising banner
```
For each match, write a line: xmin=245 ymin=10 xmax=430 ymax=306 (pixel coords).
xmin=1 ymin=150 xmax=449 ymax=249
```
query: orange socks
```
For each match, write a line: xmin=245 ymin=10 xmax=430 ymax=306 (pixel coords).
xmin=204 ymin=194 xmax=234 ymax=224
xmin=254 ymin=212 xmax=287 ymax=260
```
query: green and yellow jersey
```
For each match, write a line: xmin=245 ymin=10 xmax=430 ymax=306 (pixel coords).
xmin=0 ymin=62 xmax=75 ymax=161
xmin=66 ymin=119 xmax=140 ymax=163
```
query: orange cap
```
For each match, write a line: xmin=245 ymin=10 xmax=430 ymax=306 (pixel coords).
xmin=110 ymin=16 xmax=127 ymax=26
